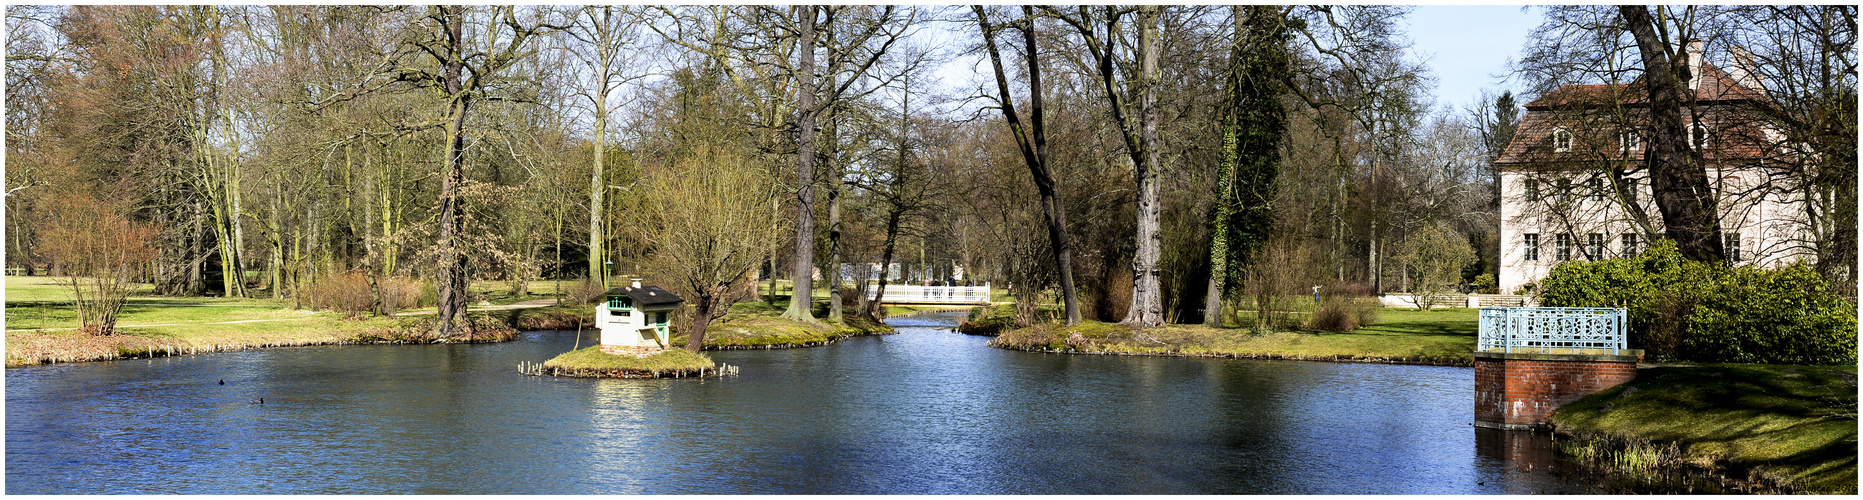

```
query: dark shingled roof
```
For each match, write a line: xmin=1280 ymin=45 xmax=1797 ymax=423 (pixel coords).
xmin=588 ymin=285 xmax=685 ymax=306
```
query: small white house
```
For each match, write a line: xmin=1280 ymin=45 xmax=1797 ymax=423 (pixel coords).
xmin=590 ymin=278 xmax=685 ymax=354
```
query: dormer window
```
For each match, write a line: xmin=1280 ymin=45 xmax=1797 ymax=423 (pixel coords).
xmin=1690 ymin=123 xmax=1710 ymax=150
xmin=1552 ymin=128 xmax=1573 ymax=152
xmin=1621 ymin=131 xmax=1640 ymax=154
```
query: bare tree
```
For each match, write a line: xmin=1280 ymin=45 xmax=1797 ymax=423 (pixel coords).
xmin=973 ymin=5 xmax=1080 ymax=325
xmin=635 ymin=144 xmax=789 ymax=352
xmin=1619 ymin=5 xmax=1726 ymax=263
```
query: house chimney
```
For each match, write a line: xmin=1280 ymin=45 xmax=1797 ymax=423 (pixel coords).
xmin=630 ymin=278 xmax=642 ymax=289
xmin=1685 ymin=39 xmax=1705 ymax=90
xmin=1728 ymin=44 xmax=1762 ymax=90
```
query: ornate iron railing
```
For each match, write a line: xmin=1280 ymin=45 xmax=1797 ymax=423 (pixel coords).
xmin=865 ymin=285 xmax=992 ymax=304
xmin=1478 ymin=307 xmax=1626 ymax=354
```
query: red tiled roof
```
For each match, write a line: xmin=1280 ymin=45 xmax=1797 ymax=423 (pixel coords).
xmin=1498 ymin=61 xmax=1778 ymax=166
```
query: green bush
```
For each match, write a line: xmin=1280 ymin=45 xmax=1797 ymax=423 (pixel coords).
xmin=1540 ymin=240 xmax=1856 ymax=364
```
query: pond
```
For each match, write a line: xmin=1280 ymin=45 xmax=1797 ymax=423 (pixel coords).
xmin=9 ymin=311 xmax=1627 ymax=494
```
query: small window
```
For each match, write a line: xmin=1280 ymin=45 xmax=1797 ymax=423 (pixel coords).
xmin=1524 ymin=234 xmax=1540 ymax=261
xmin=1556 ymin=234 xmax=1572 ymax=261
xmin=1586 ymin=233 xmax=1603 ymax=260
xmin=1524 ymin=179 xmax=1540 ymax=202
xmin=1553 ymin=128 xmax=1573 ymax=152
xmin=1556 ymin=178 xmax=1572 ymax=203
xmin=1586 ymin=177 xmax=1603 ymax=201
xmin=1620 ymin=233 xmax=1640 ymax=258
xmin=654 ymin=312 xmax=668 ymax=326
xmin=1622 ymin=131 xmax=1641 ymax=153
xmin=1726 ymin=232 xmax=1742 ymax=262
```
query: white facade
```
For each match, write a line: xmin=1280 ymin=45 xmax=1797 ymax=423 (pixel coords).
xmin=594 ymin=279 xmax=681 ymax=349
xmin=1498 ymin=166 xmax=1810 ymax=294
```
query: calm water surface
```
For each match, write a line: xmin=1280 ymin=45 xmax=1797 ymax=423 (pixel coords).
xmin=9 ymin=312 xmax=1613 ymax=494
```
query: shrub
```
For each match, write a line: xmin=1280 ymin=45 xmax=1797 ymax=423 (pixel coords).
xmin=1540 ymin=240 xmax=1856 ymax=364
xmin=1470 ymin=273 xmax=1498 ymax=294
xmin=1305 ymin=297 xmax=1378 ymax=332
xmin=303 ymin=272 xmax=422 ymax=316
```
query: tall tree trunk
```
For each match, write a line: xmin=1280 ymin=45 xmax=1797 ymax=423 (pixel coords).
xmin=782 ymin=5 xmax=821 ymax=323
xmin=825 ymin=73 xmax=844 ymax=323
xmin=1205 ymin=117 xmax=1239 ymax=327
xmin=589 ymin=86 xmax=607 ymax=285
xmin=863 ymin=208 xmax=904 ymax=320
xmin=434 ymin=5 xmax=470 ymax=338
xmin=1121 ymin=6 xmax=1165 ymax=327
xmin=1619 ymin=6 xmax=1725 ymax=262
xmin=974 ymin=5 xmax=1080 ymax=325
xmin=1204 ymin=5 xmax=1247 ymax=327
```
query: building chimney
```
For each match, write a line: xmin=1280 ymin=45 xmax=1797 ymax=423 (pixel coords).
xmin=1685 ymin=39 xmax=1705 ymax=90
xmin=1728 ymin=44 xmax=1762 ymax=90
xmin=630 ymin=278 xmax=642 ymax=289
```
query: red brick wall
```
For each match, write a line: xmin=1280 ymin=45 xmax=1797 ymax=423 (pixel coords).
xmin=1475 ymin=355 xmax=1636 ymax=428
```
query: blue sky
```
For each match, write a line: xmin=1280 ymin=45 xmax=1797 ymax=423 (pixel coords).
xmin=931 ymin=6 xmax=1547 ymax=118
xmin=1405 ymin=5 xmax=1545 ymax=113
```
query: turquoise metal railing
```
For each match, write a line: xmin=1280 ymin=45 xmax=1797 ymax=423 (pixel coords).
xmin=1478 ymin=307 xmax=1626 ymax=355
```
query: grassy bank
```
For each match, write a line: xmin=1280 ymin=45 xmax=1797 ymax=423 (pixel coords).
xmin=6 ymin=276 xmax=520 ymax=367
xmin=1549 ymin=364 xmax=1858 ymax=494
xmin=536 ymin=346 xmax=726 ymax=378
xmin=986 ymin=305 xmax=1479 ymax=366
xmin=692 ymin=300 xmax=893 ymax=349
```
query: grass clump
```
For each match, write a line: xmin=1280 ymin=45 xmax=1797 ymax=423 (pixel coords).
xmin=989 ymin=307 xmax=1479 ymax=365
xmin=540 ymin=346 xmax=718 ymax=378
xmin=1550 ymin=364 xmax=1858 ymax=494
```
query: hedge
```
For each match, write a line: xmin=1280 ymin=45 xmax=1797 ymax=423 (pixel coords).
xmin=1539 ymin=240 xmax=1856 ymax=364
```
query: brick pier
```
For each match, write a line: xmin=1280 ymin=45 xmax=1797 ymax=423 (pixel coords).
xmin=1473 ymin=351 xmax=1639 ymax=430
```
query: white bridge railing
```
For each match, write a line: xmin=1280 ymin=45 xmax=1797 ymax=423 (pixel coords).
xmin=1478 ymin=307 xmax=1627 ymax=355
xmin=866 ymin=285 xmax=992 ymax=304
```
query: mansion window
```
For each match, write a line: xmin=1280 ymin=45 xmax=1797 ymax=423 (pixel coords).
xmin=1524 ymin=179 xmax=1540 ymax=202
xmin=1553 ymin=128 xmax=1573 ymax=152
xmin=1556 ymin=234 xmax=1572 ymax=261
xmin=1621 ymin=131 xmax=1641 ymax=153
xmin=1621 ymin=233 xmax=1640 ymax=258
xmin=1586 ymin=233 xmax=1604 ymax=260
xmin=1555 ymin=178 xmax=1572 ymax=203
xmin=1586 ymin=177 xmax=1603 ymax=201
xmin=1523 ymin=234 xmax=1539 ymax=261
xmin=1726 ymin=232 xmax=1742 ymax=262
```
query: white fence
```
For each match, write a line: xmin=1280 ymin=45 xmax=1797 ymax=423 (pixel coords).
xmin=866 ymin=285 xmax=992 ymax=304
xmin=1478 ymin=307 xmax=1627 ymax=355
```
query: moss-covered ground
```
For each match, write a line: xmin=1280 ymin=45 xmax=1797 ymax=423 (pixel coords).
xmin=539 ymin=346 xmax=720 ymax=378
xmin=985 ymin=304 xmax=1479 ymax=366
xmin=1550 ymin=364 xmax=1858 ymax=494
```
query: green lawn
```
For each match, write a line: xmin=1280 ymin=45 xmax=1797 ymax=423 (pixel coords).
xmin=4 ymin=276 xmax=514 ymax=366
xmin=542 ymin=346 xmax=717 ymax=377
xmin=1551 ymin=364 xmax=1857 ymax=494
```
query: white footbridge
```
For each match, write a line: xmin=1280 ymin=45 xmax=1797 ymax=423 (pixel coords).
xmin=865 ymin=284 xmax=992 ymax=305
